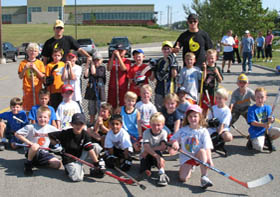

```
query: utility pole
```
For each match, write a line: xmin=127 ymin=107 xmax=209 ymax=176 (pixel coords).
xmin=75 ymin=0 xmax=77 ymax=39
xmin=170 ymin=7 xmax=172 ymax=27
xmin=0 ymin=0 xmax=6 ymax=64
xmin=167 ymin=5 xmax=170 ymax=27
xmin=159 ymin=11 xmax=163 ymax=25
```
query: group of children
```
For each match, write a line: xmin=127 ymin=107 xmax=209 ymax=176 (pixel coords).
xmin=0 ymin=40 xmax=279 ymax=189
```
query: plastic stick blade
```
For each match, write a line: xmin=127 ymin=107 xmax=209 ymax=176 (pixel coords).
xmin=247 ymin=174 xmax=274 ymax=189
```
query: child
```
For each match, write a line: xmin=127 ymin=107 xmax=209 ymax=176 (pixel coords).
xmin=151 ymin=41 xmax=178 ymax=110
xmin=176 ymin=87 xmax=191 ymax=121
xmin=84 ymin=52 xmax=106 ymax=124
xmin=229 ymin=74 xmax=255 ymax=126
xmin=28 ymin=89 xmax=58 ymax=128
xmin=62 ymin=50 xmax=83 ymax=111
xmin=208 ymin=88 xmax=233 ymax=143
xmin=128 ymin=49 xmax=151 ymax=99
xmin=56 ymin=84 xmax=81 ymax=129
xmin=135 ymin=84 xmax=157 ymax=132
xmin=87 ymin=102 xmax=113 ymax=147
xmin=120 ymin=91 xmax=141 ymax=151
xmin=160 ymin=93 xmax=181 ymax=135
xmin=178 ymin=52 xmax=205 ymax=104
xmin=170 ymin=105 xmax=214 ymax=189
xmin=247 ymin=87 xmax=280 ymax=151
xmin=49 ymin=113 xmax=105 ymax=182
xmin=104 ymin=114 xmax=133 ymax=171
xmin=139 ymin=112 xmax=169 ymax=186
xmin=45 ymin=48 xmax=65 ymax=111
xmin=18 ymin=43 xmax=45 ymax=111
xmin=15 ymin=106 xmax=62 ymax=176
xmin=0 ymin=97 xmax=28 ymax=150
xmin=201 ymin=49 xmax=223 ymax=118
xmin=107 ymin=44 xmax=131 ymax=109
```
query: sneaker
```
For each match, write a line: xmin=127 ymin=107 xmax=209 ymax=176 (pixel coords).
xmin=201 ymin=175 xmax=213 ymax=189
xmin=157 ymin=173 xmax=169 ymax=186
xmin=0 ymin=142 xmax=5 ymax=151
xmin=248 ymin=70 xmax=252 ymax=73
xmin=227 ymin=70 xmax=231 ymax=73
xmin=24 ymin=160 xmax=33 ymax=176
xmin=270 ymin=60 xmax=273 ymax=63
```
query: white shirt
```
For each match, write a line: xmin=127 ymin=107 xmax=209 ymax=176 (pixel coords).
xmin=105 ymin=128 xmax=133 ymax=152
xmin=221 ymin=35 xmax=235 ymax=52
xmin=63 ymin=64 xmax=82 ymax=102
xmin=208 ymin=105 xmax=232 ymax=135
xmin=135 ymin=101 xmax=157 ymax=126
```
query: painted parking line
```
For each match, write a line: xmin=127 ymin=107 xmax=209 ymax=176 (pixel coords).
xmin=0 ymin=75 xmax=9 ymax=81
xmin=0 ymin=107 xmax=10 ymax=113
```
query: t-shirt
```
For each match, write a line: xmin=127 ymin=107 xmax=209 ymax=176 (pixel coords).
xmin=175 ymin=30 xmax=213 ymax=68
xmin=28 ymin=105 xmax=57 ymax=124
xmin=221 ymin=35 xmax=235 ymax=52
xmin=233 ymin=39 xmax=239 ymax=49
xmin=120 ymin=106 xmax=139 ymax=139
xmin=46 ymin=61 xmax=65 ymax=94
xmin=16 ymin=123 xmax=58 ymax=148
xmin=104 ymin=128 xmax=133 ymax=152
xmin=256 ymin=36 xmax=265 ymax=47
xmin=56 ymin=100 xmax=81 ymax=129
xmin=178 ymin=67 xmax=201 ymax=101
xmin=48 ymin=128 xmax=93 ymax=165
xmin=170 ymin=126 xmax=213 ymax=165
xmin=0 ymin=110 xmax=28 ymax=133
xmin=203 ymin=66 xmax=223 ymax=96
xmin=230 ymin=88 xmax=255 ymax=111
xmin=141 ymin=128 xmax=168 ymax=154
xmin=135 ymin=101 xmax=157 ymax=127
xmin=160 ymin=107 xmax=180 ymax=133
xmin=177 ymin=101 xmax=191 ymax=120
xmin=208 ymin=105 xmax=231 ymax=135
xmin=62 ymin=64 xmax=82 ymax=102
xmin=127 ymin=63 xmax=151 ymax=96
xmin=247 ymin=104 xmax=271 ymax=139
xmin=241 ymin=37 xmax=254 ymax=53
xmin=42 ymin=35 xmax=80 ymax=63
xmin=265 ymin=34 xmax=274 ymax=45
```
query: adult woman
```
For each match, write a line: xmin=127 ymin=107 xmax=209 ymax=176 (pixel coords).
xmin=265 ymin=30 xmax=274 ymax=62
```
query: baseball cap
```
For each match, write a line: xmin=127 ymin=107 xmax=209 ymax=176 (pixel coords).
xmin=132 ymin=49 xmax=144 ymax=55
xmin=67 ymin=50 xmax=78 ymax=57
xmin=71 ymin=113 xmax=86 ymax=125
xmin=61 ymin=84 xmax=74 ymax=93
xmin=177 ymin=87 xmax=188 ymax=94
xmin=237 ymin=74 xmax=248 ymax=82
xmin=187 ymin=13 xmax=198 ymax=21
xmin=116 ymin=44 xmax=126 ymax=50
xmin=54 ymin=20 xmax=64 ymax=28
xmin=93 ymin=52 xmax=103 ymax=60
xmin=162 ymin=40 xmax=173 ymax=48
xmin=186 ymin=104 xmax=202 ymax=114
xmin=245 ymin=30 xmax=250 ymax=34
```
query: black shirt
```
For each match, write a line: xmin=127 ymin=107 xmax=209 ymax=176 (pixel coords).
xmin=203 ymin=66 xmax=223 ymax=96
xmin=160 ymin=107 xmax=180 ymax=133
xmin=175 ymin=30 xmax=213 ymax=68
xmin=42 ymin=35 xmax=80 ymax=63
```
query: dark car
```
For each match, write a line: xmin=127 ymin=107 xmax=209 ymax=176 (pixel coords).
xmin=18 ymin=42 xmax=29 ymax=55
xmin=2 ymin=42 xmax=18 ymax=62
xmin=77 ymin=38 xmax=97 ymax=56
xmin=108 ymin=37 xmax=131 ymax=58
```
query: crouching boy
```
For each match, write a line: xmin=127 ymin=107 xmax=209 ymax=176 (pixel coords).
xmin=15 ymin=106 xmax=61 ymax=176
xmin=48 ymin=113 xmax=105 ymax=182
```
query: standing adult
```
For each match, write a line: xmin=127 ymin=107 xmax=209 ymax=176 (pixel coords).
xmin=256 ymin=32 xmax=265 ymax=61
xmin=173 ymin=13 xmax=212 ymax=69
xmin=240 ymin=30 xmax=254 ymax=73
xmin=232 ymin=35 xmax=241 ymax=64
xmin=265 ymin=30 xmax=274 ymax=62
xmin=221 ymin=30 xmax=235 ymax=73
xmin=42 ymin=20 xmax=92 ymax=64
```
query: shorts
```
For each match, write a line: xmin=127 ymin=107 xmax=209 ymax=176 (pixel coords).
xmin=140 ymin=150 xmax=162 ymax=173
xmin=22 ymin=90 xmax=40 ymax=112
xmin=185 ymin=159 xmax=200 ymax=166
xmin=223 ymin=51 xmax=234 ymax=61
xmin=88 ymin=100 xmax=99 ymax=116
xmin=9 ymin=135 xmax=22 ymax=145
xmin=25 ymin=149 xmax=55 ymax=167
xmin=201 ymin=94 xmax=216 ymax=110
xmin=251 ymin=127 xmax=280 ymax=151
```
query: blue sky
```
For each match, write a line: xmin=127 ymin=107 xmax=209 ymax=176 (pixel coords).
xmin=2 ymin=0 xmax=280 ymax=25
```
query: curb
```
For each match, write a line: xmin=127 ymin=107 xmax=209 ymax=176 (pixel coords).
xmin=253 ymin=63 xmax=277 ymax=73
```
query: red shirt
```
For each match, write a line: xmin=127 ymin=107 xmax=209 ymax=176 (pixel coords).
xmin=233 ymin=39 xmax=239 ymax=49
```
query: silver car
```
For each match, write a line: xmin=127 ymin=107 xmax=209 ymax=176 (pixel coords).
xmin=77 ymin=38 xmax=97 ymax=56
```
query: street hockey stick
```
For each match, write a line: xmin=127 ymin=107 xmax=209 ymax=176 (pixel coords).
xmin=165 ymin=142 xmax=273 ymax=188
xmin=13 ymin=116 xmax=25 ymax=123
xmin=199 ymin=67 xmax=205 ymax=106
xmin=30 ymin=69 xmax=36 ymax=106
xmin=231 ymin=125 xmax=249 ymax=138
xmin=15 ymin=143 xmax=134 ymax=185
xmin=115 ymin=57 xmax=119 ymax=107
xmin=114 ymin=166 xmax=146 ymax=190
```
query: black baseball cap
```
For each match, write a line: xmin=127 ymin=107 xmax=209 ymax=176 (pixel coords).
xmin=71 ymin=113 xmax=86 ymax=125
xmin=187 ymin=13 xmax=198 ymax=21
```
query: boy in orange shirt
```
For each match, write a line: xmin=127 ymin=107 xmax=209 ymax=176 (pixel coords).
xmin=18 ymin=43 xmax=45 ymax=112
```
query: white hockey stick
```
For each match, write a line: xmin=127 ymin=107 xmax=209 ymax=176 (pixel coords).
xmin=13 ymin=116 xmax=25 ymax=123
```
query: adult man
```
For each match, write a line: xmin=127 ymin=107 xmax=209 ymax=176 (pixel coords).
xmin=173 ymin=13 xmax=212 ymax=69
xmin=42 ymin=20 xmax=91 ymax=64
xmin=241 ymin=30 xmax=254 ymax=73
xmin=221 ymin=30 xmax=235 ymax=73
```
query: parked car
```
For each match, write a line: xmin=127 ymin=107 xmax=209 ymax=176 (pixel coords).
xmin=77 ymin=38 xmax=97 ymax=56
xmin=108 ymin=37 xmax=132 ymax=58
xmin=2 ymin=42 xmax=18 ymax=62
xmin=18 ymin=42 xmax=29 ymax=55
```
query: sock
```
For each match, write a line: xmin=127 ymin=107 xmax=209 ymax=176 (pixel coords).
xmin=159 ymin=168 xmax=165 ymax=175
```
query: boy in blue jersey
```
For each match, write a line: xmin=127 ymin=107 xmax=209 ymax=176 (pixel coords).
xmin=0 ymin=97 xmax=28 ymax=150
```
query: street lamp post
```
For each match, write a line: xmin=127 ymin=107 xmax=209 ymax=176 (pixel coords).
xmin=75 ymin=0 xmax=77 ymax=39
xmin=0 ymin=0 xmax=6 ymax=64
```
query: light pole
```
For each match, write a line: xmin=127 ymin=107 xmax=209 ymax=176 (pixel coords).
xmin=0 ymin=0 xmax=6 ymax=64
xmin=75 ymin=0 xmax=77 ymax=39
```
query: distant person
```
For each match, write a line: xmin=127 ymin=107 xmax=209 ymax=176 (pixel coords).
xmin=221 ymin=30 xmax=235 ymax=73
xmin=173 ymin=13 xmax=213 ymax=69
xmin=265 ymin=30 xmax=274 ymax=62
xmin=256 ymin=32 xmax=265 ymax=61
xmin=232 ymin=34 xmax=241 ymax=64
xmin=241 ymin=30 xmax=254 ymax=73
xmin=42 ymin=20 xmax=91 ymax=64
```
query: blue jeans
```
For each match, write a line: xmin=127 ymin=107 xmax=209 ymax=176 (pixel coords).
xmin=242 ymin=52 xmax=252 ymax=71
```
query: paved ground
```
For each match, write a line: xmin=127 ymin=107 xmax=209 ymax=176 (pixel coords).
xmin=0 ymin=43 xmax=280 ymax=197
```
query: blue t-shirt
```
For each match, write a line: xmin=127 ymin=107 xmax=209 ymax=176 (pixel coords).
xmin=241 ymin=37 xmax=254 ymax=53
xmin=161 ymin=107 xmax=180 ymax=133
xmin=0 ymin=110 xmax=28 ymax=133
xmin=120 ymin=106 xmax=139 ymax=139
xmin=28 ymin=105 xmax=57 ymax=124
xmin=256 ymin=36 xmax=265 ymax=47
xmin=247 ymin=104 xmax=271 ymax=139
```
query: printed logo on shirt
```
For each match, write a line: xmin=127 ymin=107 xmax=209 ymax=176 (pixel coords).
xmin=189 ymin=37 xmax=200 ymax=52
xmin=184 ymin=136 xmax=199 ymax=153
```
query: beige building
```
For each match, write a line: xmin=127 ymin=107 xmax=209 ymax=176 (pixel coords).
xmin=2 ymin=0 xmax=156 ymax=26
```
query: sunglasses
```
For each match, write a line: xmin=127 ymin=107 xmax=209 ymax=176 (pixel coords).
xmin=55 ymin=27 xmax=64 ymax=30
xmin=188 ymin=20 xmax=198 ymax=24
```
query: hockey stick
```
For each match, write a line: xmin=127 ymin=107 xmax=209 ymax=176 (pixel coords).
xmin=199 ymin=66 xmax=205 ymax=107
xmin=165 ymin=142 xmax=273 ymax=188
xmin=115 ymin=57 xmax=120 ymax=107
xmin=13 ymin=116 xmax=25 ymax=124
xmin=15 ymin=143 xmax=134 ymax=185
xmin=231 ymin=125 xmax=249 ymax=138
xmin=30 ymin=68 xmax=36 ymax=106
xmin=114 ymin=166 xmax=146 ymax=190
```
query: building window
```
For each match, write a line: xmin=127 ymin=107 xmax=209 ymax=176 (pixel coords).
xmin=48 ymin=7 xmax=62 ymax=20
xmin=2 ymin=14 xmax=12 ymax=23
xmin=87 ymin=12 xmax=154 ymax=21
xmin=27 ymin=7 xmax=42 ymax=22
